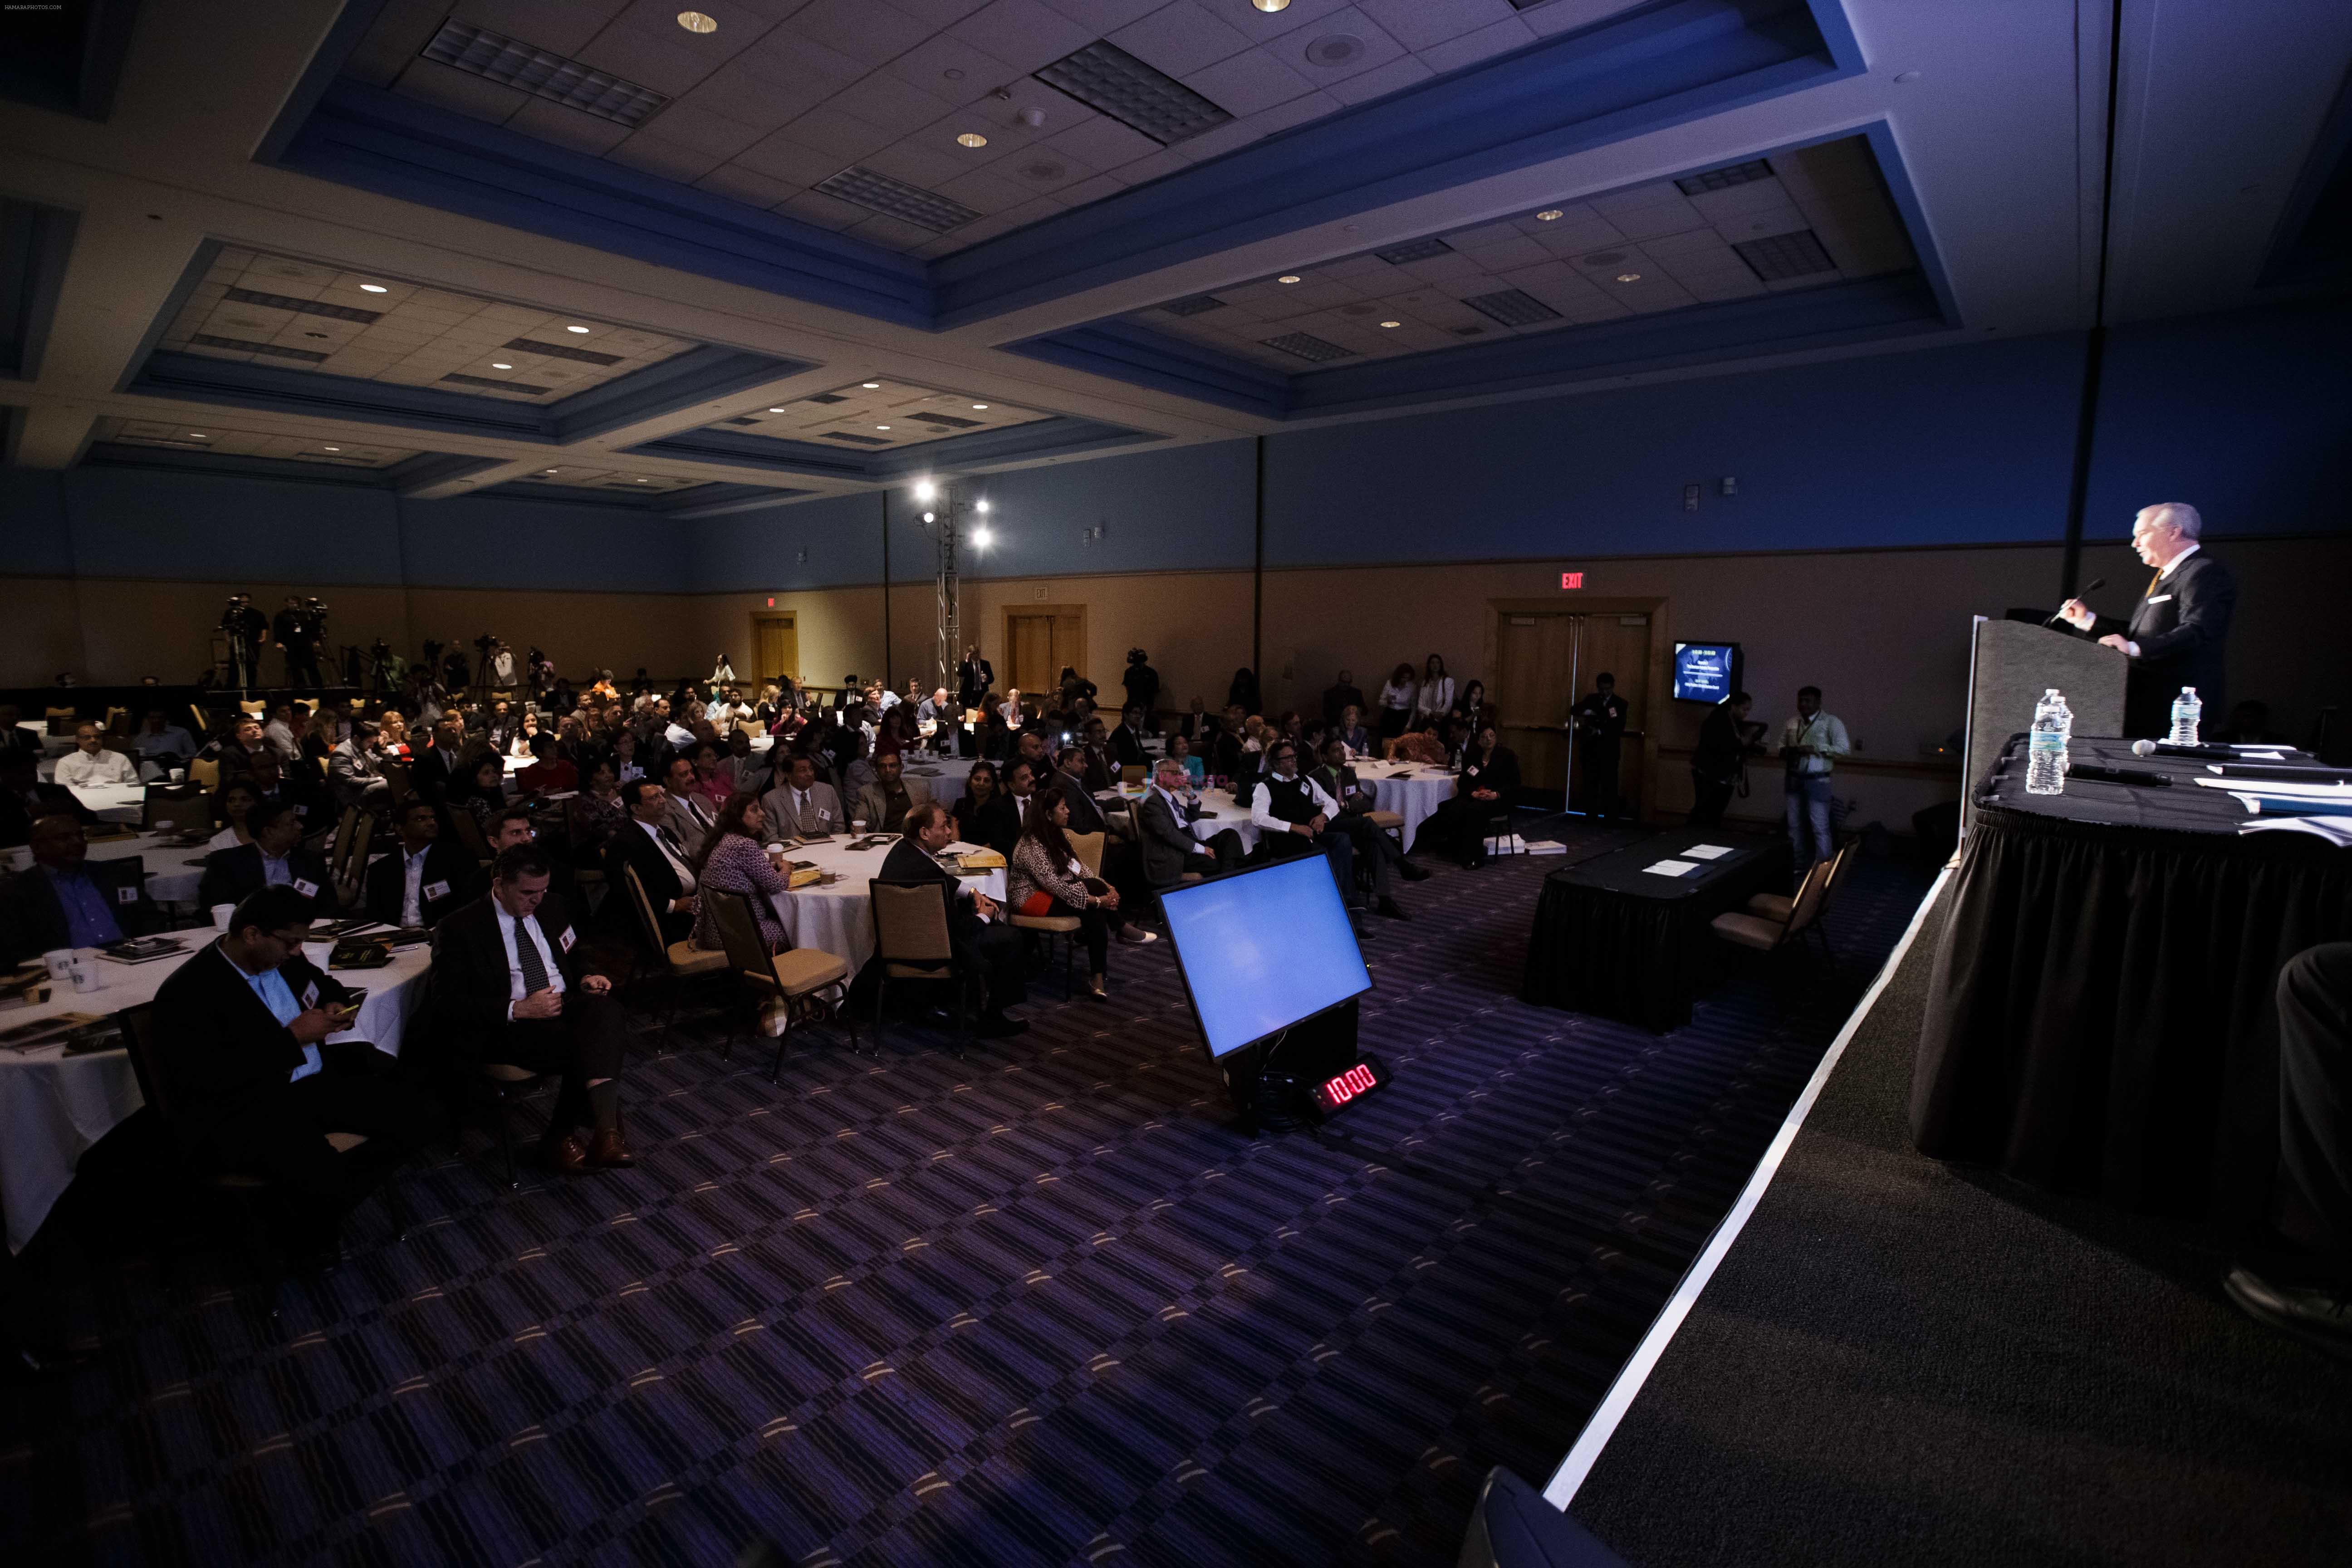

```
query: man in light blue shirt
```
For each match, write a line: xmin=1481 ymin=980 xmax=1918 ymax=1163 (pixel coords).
xmin=1778 ymin=686 xmax=1852 ymax=871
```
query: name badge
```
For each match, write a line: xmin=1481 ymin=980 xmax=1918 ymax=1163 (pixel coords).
xmin=2147 ymin=593 xmax=2173 ymax=605
xmin=558 ymin=926 xmax=575 ymax=952
xmin=294 ymin=804 xmax=309 ymax=818
xmin=115 ymin=884 xmax=140 ymax=905
xmin=294 ymin=877 xmax=319 ymax=898
xmin=302 ymin=982 xmax=319 ymax=1008
xmin=423 ymin=879 xmax=451 ymax=901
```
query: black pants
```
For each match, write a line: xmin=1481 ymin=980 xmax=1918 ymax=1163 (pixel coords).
xmin=1333 ymin=813 xmax=1400 ymax=897
xmin=1426 ymin=796 xmax=1507 ymax=862
xmin=484 ymin=992 xmax=628 ymax=1136
xmin=1579 ymin=745 xmax=1620 ymax=816
xmin=956 ymin=914 xmax=1028 ymax=1015
xmin=2277 ymin=942 xmax=2352 ymax=1283
xmin=1688 ymin=771 xmax=1735 ymax=828
xmin=1037 ymin=894 xmax=1124 ymax=974
xmin=189 ymin=1042 xmax=449 ymax=1243
xmin=1262 ymin=823 xmax=1356 ymax=902
xmin=285 ymin=649 xmax=323 ymax=688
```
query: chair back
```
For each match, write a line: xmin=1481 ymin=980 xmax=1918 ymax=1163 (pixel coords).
xmin=1121 ymin=763 xmax=1145 ymax=787
xmin=45 ymin=708 xmax=78 ymax=734
xmin=621 ymin=863 xmax=667 ymax=955
xmin=102 ymin=706 xmax=130 ymax=735
xmin=381 ymin=758 xmax=411 ymax=800
xmin=870 ymin=879 xmax=954 ymax=966
xmin=1069 ymin=830 xmax=1105 ymax=880
xmin=187 ymin=756 xmax=220 ymax=793
xmin=447 ymin=806 xmax=494 ymax=864
xmin=336 ymin=812 xmax=374 ymax=904
xmin=237 ymin=699 xmax=265 ymax=718
xmin=703 ymin=887 xmax=776 ymax=988
xmin=142 ymin=786 xmax=209 ymax=836
xmin=1785 ymin=857 xmax=1833 ymax=936
xmin=117 ymin=1004 xmax=172 ymax=1122
xmin=327 ymin=805 xmax=360 ymax=879
xmin=1825 ymin=838 xmax=1856 ymax=899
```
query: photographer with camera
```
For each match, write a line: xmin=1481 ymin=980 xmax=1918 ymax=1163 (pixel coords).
xmin=220 ymin=593 xmax=268 ymax=691
xmin=1120 ymin=647 xmax=1160 ymax=724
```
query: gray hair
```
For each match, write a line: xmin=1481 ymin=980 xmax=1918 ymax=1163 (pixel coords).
xmin=2139 ymin=501 xmax=2202 ymax=539
xmin=1153 ymin=758 xmax=1189 ymax=785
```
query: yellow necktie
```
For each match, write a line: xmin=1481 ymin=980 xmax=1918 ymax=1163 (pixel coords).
xmin=2145 ymin=569 xmax=2161 ymax=597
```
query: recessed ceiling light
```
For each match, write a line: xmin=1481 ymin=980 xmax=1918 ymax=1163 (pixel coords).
xmin=358 ymin=283 xmax=388 ymax=293
xmin=1252 ymin=0 xmax=1292 ymax=11
xmin=634 ymin=477 xmax=649 ymax=482
xmin=956 ymin=132 xmax=988 ymax=148
xmin=676 ymin=10 xmax=716 ymax=34
xmin=491 ymin=361 xmax=513 ymax=369
xmin=544 ymin=467 xmax=559 ymax=473
xmin=565 ymin=324 xmax=590 ymax=333
xmin=323 ymin=446 xmax=340 ymax=451
xmin=876 ymin=425 xmax=891 ymax=430
xmin=862 ymin=382 xmax=881 ymax=388
xmin=1536 ymin=209 xmax=1563 ymax=221
xmin=1379 ymin=320 xmax=1401 ymax=328
xmin=767 ymin=406 xmax=786 ymax=413
xmin=1277 ymin=274 xmax=1301 ymax=284
xmin=188 ymin=432 xmax=207 ymax=438
xmin=1616 ymin=272 xmax=1642 ymax=283
xmin=971 ymin=403 xmax=988 ymax=410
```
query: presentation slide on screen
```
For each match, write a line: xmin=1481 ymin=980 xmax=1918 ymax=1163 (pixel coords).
xmin=1674 ymin=642 xmax=1738 ymax=703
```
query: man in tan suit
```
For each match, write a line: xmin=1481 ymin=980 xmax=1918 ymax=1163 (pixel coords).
xmin=759 ymin=752 xmax=845 ymax=838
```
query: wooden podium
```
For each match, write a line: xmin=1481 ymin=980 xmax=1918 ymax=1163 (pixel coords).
xmin=1960 ymin=619 xmax=2127 ymax=834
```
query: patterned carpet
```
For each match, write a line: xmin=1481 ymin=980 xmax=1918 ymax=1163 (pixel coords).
xmin=3 ymin=825 xmax=1931 ymax=1568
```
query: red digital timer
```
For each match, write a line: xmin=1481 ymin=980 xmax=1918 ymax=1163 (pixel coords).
xmin=1309 ymin=1055 xmax=1390 ymax=1117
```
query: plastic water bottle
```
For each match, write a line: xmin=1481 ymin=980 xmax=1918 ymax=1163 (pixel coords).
xmin=2026 ymin=688 xmax=2068 ymax=795
xmin=2169 ymin=687 xmax=2201 ymax=746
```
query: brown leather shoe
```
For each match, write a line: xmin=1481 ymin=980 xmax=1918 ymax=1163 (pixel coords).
xmin=541 ymin=1133 xmax=588 ymax=1175
xmin=587 ymin=1127 xmax=635 ymax=1168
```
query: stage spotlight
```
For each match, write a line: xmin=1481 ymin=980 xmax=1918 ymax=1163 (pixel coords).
xmin=971 ymin=527 xmax=994 ymax=549
xmin=975 ymin=499 xmax=990 ymax=513
xmin=913 ymin=479 xmax=936 ymax=502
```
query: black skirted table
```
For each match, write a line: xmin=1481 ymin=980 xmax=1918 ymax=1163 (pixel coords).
xmin=1523 ymin=828 xmax=1791 ymax=1033
xmin=1911 ymin=735 xmax=2352 ymax=1221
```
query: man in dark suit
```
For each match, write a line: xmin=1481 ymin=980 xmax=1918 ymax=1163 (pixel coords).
xmin=464 ymin=805 xmax=574 ymax=905
xmin=605 ymin=779 xmax=697 ymax=946
xmin=412 ymin=716 xmax=466 ymax=805
xmin=1312 ymin=737 xmax=1425 ymax=916
xmin=1137 ymin=759 xmax=1243 ymax=889
xmin=431 ymin=843 xmax=631 ymax=1172
xmin=1449 ymin=725 xmax=1522 ymax=869
xmin=2059 ymin=501 xmax=2237 ymax=738
xmin=0 ymin=813 xmax=155 ymax=964
xmin=0 ymin=749 xmax=86 ymax=847
xmin=149 ymin=885 xmax=447 ymax=1266
xmin=879 ymin=803 xmax=1027 ymax=1039
xmin=199 ymin=800 xmax=333 ymax=919
xmin=1053 ymin=746 xmax=1112 ymax=837
xmin=363 ymin=796 xmax=472 ymax=929
xmin=246 ymin=750 xmax=330 ymax=840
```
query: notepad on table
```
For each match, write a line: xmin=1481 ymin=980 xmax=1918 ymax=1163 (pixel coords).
xmin=1683 ymin=843 xmax=1735 ymax=860
xmin=1644 ymin=859 xmax=1700 ymax=877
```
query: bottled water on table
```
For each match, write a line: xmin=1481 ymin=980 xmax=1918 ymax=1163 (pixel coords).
xmin=2169 ymin=687 xmax=2201 ymax=746
xmin=2026 ymin=687 xmax=2069 ymax=795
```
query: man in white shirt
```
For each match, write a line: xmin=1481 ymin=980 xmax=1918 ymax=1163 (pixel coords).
xmin=760 ymin=753 xmax=844 ymax=838
xmin=1248 ymin=740 xmax=1359 ymax=907
xmin=54 ymin=723 xmax=138 ymax=788
xmin=1777 ymin=686 xmax=1852 ymax=870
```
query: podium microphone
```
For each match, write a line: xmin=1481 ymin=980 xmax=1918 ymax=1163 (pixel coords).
xmin=2044 ymin=578 xmax=2105 ymax=628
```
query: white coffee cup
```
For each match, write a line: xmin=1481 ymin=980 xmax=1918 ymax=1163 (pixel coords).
xmin=169 ymin=767 xmax=186 ymax=783
xmin=211 ymin=903 xmax=236 ymax=931
xmin=4 ymin=846 xmax=31 ymax=873
xmin=42 ymin=947 xmax=74 ymax=980
xmin=70 ymin=956 xmax=103 ymax=994
xmin=851 ymin=819 xmax=867 ymax=833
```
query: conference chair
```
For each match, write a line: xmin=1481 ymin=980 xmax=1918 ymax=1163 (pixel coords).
xmin=702 ymin=888 xmax=855 ymax=1080
xmin=1008 ymin=832 xmax=1109 ymax=995
xmin=141 ymin=784 xmax=210 ymax=837
xmin=1710 ymin=855 xmax=1833 ymax=978
xmin=332 ymin=811 xmax=374 ymax=911
xmin=1743 ymin=839 xmax=1852 ymax=969
xmin=237 ymin=699 xmax=265 ymax=719
xmin=380 ymin=758 xmax=410 ymax=801
xmin=1120 ymin=763 xmax=1145 ymax=788
xmin=118 ymin=1003 xmax=407 ymax=1291
xmin=446 ymin=806 xmax=494 ymax=866
xmin=868 ymin=878 xmax=976 ymax=1055
xmin=620 ymin=863 xmax=728 ymax=1054
xmin=186 ymin=756 xmax=220 ymax=793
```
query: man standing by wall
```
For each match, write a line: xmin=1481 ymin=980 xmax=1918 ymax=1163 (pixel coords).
xmin=1570 ymin=672 xmax=1630 ymax=818
xmin=1779 ymin=686 xmax=1850 ymax=871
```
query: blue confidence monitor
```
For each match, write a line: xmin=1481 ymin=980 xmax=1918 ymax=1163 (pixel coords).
xmin=1159 ymin=857 xmax=1372 ymax=1059
xmin=1672 ymin=641 xmax=1742 ymax=703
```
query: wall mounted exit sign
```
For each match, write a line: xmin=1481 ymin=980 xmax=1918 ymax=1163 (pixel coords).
xmin=1560 ymin=572 xmax=1584 ymax=590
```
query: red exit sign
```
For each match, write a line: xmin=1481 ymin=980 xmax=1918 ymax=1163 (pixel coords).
xmin=1560 ymin=571 xmax=1584 ymax=590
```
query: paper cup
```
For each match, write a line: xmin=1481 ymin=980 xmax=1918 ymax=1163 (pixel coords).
xmin=70 ymin=957 xmax=103 ymax=994
xmin=42 ymin=948 xmax=74 ymax=980
xmin=211 ymin=903 xmax=236 ymax=931
xmin=169 ymin=767 xmax=186 ymax=783
xmin=850 ymin=820 xmax=867 ymax=833
xmin=4 ymin=846 xmax=30 ymax=873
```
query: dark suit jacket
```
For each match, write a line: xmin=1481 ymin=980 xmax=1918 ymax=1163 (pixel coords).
xmin=878 ymin=838 xmax=993 ymax=947
xmin=413 ymin=744 xmax=464 ymax=804
xmin=151 ymin=943 xmax=351 ymax=1142
xmin=1109 ymin=725 xmax=1148 ymax=766
xmin=198 ymin=843 xmax=335 ymax=920
xmin=604 ymin=820 xmax=691 ymax=946
xmin=429 ymin=892 xmax=596 ymax=1063
xmin=1136 ymin=789 xmax=1214 ymax=887
xmin=363 ymin=839 xmax=475 ymax=929
xmin=0 ymin=858 xmax=154 ymax=964
xmin=957 ymin=794 xmax=1019 ymax=856
xmin=1055 ymin=772 xmax=1109 ymax=836
xmin=2091 ymin=551 xmax=2236 ymax=735
xmin=0 ymin=782 xmax=88 ymax=847
xmin=1460 ymin=747 xmax=1521 ymax=802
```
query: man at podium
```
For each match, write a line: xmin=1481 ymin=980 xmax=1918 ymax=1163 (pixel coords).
xmin=2057 ymin=501 xmax=2235 ymax=737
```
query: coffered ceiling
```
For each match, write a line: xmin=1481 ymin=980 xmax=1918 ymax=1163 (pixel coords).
xmin=1 ymin=0 xmax=2346 ymax=519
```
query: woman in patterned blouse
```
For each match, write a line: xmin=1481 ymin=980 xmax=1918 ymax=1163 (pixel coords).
xmin=689 ymin=790 xmax=794 ymax=952
xmin=1006 ymin=789 xmax=1153 ymax=1000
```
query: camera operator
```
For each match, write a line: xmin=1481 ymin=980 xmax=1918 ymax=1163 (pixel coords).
xmin=221 ymin=593 xmax=267 ymax=691
xmin=1120 ymin=647 xmax=1160 ymax=723
xmin=273 ymin=595 xmax=325 ymax=689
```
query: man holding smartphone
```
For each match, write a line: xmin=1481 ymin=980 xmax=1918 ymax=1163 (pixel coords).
xmin=151 ymin=886 xmax=449 ymax=1271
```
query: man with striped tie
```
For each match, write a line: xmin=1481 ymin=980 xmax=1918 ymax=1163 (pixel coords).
xmin=2059 ymin=501 xmax=2236 ymax=739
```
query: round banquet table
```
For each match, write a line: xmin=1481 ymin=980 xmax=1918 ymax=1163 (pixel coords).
xmin=0 ymin=928 xmax=434 ymax=1254
xmin=767 ymin=837 xmax=1005 ymax=973
xmin=65 ymin=782 xmax=146 ymax=823
xmin=1365 ymin=764 xmax=1456 ymax=852
xmin=1911 ymin=735 xmax=2352 ymax=1222
xmin=1187 ymin=787 xmax=1259 ymax=853
xmin=83 ymin=829 xmax=210 ymax=904
xmin=901 ymin=762 xmax=969 ymax=815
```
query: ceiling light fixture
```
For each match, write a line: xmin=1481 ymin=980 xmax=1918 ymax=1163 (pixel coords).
xmin=1379 ymin=320 xmax=1401 ymax=328
xmin=971 ymin=403 xmax=988 ymax=410
xmin=975 ymin=499 xmax=990 ymax=514
xmin=676 ymin=11 xmax=716 ymax=34
xmin=1277 ymin=274 xmax=1301 ymax=284
xmin=1616 ymin=272 xmax=1642 ymax=283
xmin=862 ymin=382 xmax=881 ymax=388
xmin=972 ymin=526 xmax=994 ymax=549
xmin=544 ymin=467 xmax=559 ymax=473
xmin=876 ymin=425 xmax=891 ymax=430
xmin=767 ymin=406 xmax=786 ymax=412
xmin=188 ymin=432 xmax=207 ymax=438
xmin=565 ymin=323 xmax=590 ymax=333
xmin=922 ymin=511 xmax=936 ymax=524
xmin=634 ymin=477 xmax=648 ymax=482
xmin=358 ymin=283 xmax=387 ymax=293
xmin=1536 ymin=209 xmax=1563 ymax=221
xmin=323 ymin=446 xmax=340 ymax=451
xmin=1252 ymin=0 xmax=1292 ymax=11
xmin=956 ymin=132 xmax=988 ymax=148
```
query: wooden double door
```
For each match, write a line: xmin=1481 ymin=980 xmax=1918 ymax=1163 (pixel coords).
xmin=1490 ymin=605 xmax=1656 ymax=815
xmin=1002 ymin=604 xmax=1086 ymax=701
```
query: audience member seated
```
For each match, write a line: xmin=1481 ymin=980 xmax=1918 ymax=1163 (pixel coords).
xmin=0 ymin=750 xmax=84 ymax=847
xmin=1163 ymin=731 xmax=1205 ymax=785
xmin=1010 ymin=788 xmax=1154 ymax=1000
xmin=376 ymin=711 xmax=414 ymax=762
xmin=150 ymin=886 xmax=449 ymax=1270
xmin=246 ymin=748 xmax=331 ymax=836
xmin=878 ymin=803 xmax=1028 ymax=1039
xmin=262 ymin=701 xmax=303 ymax=762
xmin=953 ymin=761 xmax=1016 ymax=853
xmin=466 ymin=806 xmax=569 ymax=905
xmin=854 ymin=748 xmax=932 ymax=834
xmin=1452 ymin=678 xmax=1491 ymax=734
xmin=328 ymin=720 xmax=393 ymax=812
xmin=444 ymin=754 xmax=507 ymax=833
xmin=413 ymin=717 xmax=466 ymax=803
xmin=516 ymin=741 xmax=577 ymax=795
xmin=54 ymin=723 xmax=137 ymax=789
xmin=1249 ymin=741 xmax=1358 ymax=911
xmin=199 ymin=800 xmax=333 ymax=919
xmin=689 ymin=793 xmax=794 ymax=952
xmin=1053 ymin=745 xmax=1113 ymax=838
xmin=566 ymin=759 xmax=627 ymax=859
xmin=1426 ymin=723 xmax=1520 ymax=868
xmin=430 ymin=843 xmax=633 ymax=1174
xmin=684 ymin=740 xmax=732 ymax=809
xmin=206 ymin=778 xmax=263 ymax=852
xmin=0 ymin=813 xmax=155 ymax=963
xmin=1313 ymin=737 xmax=1426 ymax=915
xmin=607 ymin=779 xmax=698 ymax=945
xmin=134 ymin=710 xmax=198 ymax=769
xmin=1384 ymin=719 xmax=1451 ymax=765
xmin=203 ymin=717 xmax=270 ymax=785
xmin=1137 ymin=759 xmax=1243 ymax=888
xmin=759 ymin=753 xmax=844 ymax=839
xmin=658 ymin=754 xmax=719 ymax=857
xmin=0 ymin=705 xmax=37 ymax=755
xmin=1334 ymin=706 xmax=1372 ymax=758
xmin=1108 ymin=707 xmax=1150 ymax=768
xmin=363 ymin=796 xmax=472 ymax=929
xmin=1000 ymin=759 xmax=1048 ymax=846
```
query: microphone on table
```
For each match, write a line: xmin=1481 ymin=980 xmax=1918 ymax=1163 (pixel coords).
xmin=2044 ymin=578 xmax=2105 ymax=628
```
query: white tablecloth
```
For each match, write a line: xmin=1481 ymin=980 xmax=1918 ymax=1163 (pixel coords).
xmin=900 ymin=764 xmax=969 ymax=815
xmin=83 ymin=830 xmax=211 ymax=904
xmin=67 ymin=782 xmax=145 ymax=823
xmin=0 ymin=932 xmax=433 ymax=1253
xmin=18 ymin=720 xmax=74 ymax=757
xmin=767 ymin=838 xmax=1004 ymax=973
xmin=1367 ymin=765 xmax=1457 ymax=852
xmin=1188 ymin=788 xmax=1259 ymax=853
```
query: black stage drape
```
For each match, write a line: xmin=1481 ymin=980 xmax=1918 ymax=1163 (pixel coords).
xmin=1912 ymin=736 xmax=2352 ymax=1223
xmin=1524 ymin=827 xmax=1789 ymax=1033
